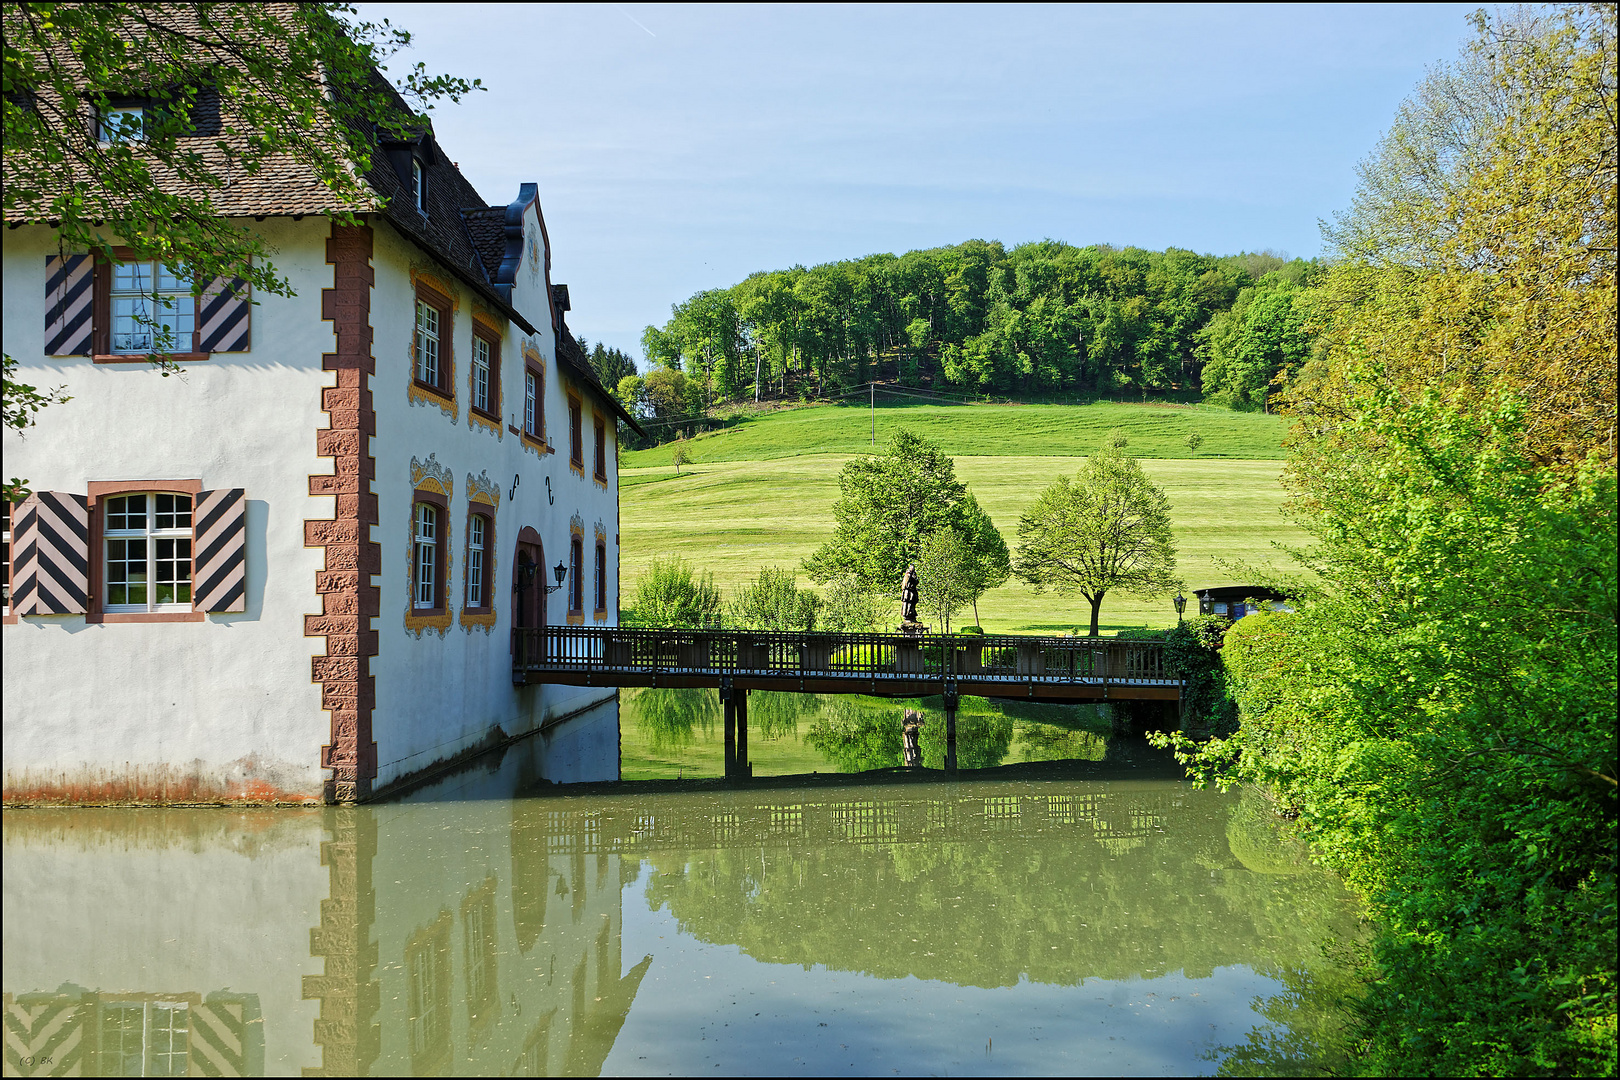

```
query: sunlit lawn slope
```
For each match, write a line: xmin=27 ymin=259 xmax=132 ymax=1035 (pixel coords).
xmin=620 ymin=450 xmax=1305 ymax=634
xmin=621 ymin=398 xmax=1287 ymax=467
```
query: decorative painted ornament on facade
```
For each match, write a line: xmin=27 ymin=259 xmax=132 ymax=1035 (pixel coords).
xmin=466 ymin=470 xmax=501 ymax=510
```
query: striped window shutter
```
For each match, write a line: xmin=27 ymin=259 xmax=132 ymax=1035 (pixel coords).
xmin=194 ymin=488 xmax=247 ymax=612
xmin=198 ymin=275 xmax=251 ymax=353
xmin=44 ymin=254 xmax=93 ymax=356
xmin=11 ymin=491 xmax=90 ymax=615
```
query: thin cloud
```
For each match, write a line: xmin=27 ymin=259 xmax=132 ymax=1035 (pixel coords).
xmin=615 ymin=5 xmax=657 ymax=38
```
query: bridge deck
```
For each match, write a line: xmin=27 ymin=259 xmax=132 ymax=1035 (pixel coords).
xmin=514 ymin=627 xmax=1180 ymax=703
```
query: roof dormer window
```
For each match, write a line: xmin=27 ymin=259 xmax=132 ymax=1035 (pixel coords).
xmin=412 ymin=158 xmax=427 ymax=215
xmin=99 ymin=104 xmax=145 ymax=144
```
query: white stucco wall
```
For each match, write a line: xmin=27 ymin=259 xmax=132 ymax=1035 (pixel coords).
xmin=1 ymin=810 xmax=327 ymax=1075
xmin=1 ymin=220 xmax=335 ymax=801
xmin=366 ymin=197 xmax=621 ymax=793
xmin=2 ymin=193 xmax=627 ymax=803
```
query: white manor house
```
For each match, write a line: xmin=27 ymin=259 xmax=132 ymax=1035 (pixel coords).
xmin=3 ymin=80 xmax=638 ymax=804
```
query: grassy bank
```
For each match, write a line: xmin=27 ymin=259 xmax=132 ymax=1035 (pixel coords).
xmin=622 ymin=398 xmax=1287 ymax=467
xmin=621 ymin=452 xmax=1303 ymax=634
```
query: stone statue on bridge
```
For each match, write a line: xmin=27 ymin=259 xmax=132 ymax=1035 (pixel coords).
xmin=898 ymin=564 xmax=926 ymax=635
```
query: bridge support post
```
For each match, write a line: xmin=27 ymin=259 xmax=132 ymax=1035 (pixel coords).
xmin=721 ymin=679 xmax=736 ymax=780
xmin=943 ymin=683 xmax=959 ymax=772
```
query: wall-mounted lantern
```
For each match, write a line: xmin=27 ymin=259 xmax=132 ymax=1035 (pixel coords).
xmin=547 ymin=560 xmax=568 ymax=594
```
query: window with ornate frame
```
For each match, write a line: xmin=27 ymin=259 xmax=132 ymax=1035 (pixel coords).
xmin=522 ymin=354 xmax=546 ymax=445
xmin=594 ymin=540 xmax=607 ymax=614
xmin=568 ymin=535 xmax=583 ymax=614
xmin=412 ymin=493 xmax=449 ymax=614
xmin=470 ymin=324 xmax=501 ymax=419
xmin=464 ymin=509 xmax=495 ymax=611
xmin=413 ymin=283 xmax=453 ymax=398
xmin=593 ymin=413 xmax=608 ymax=481
xmin=568 ymin=394 xmax=584 ymax=468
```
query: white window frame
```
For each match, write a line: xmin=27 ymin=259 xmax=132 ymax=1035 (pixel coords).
xmin=412 ymin=158 xmax=427 ymax=214
xmin=413 ymin=503 xmax=438 ymax=610
xmin=524 ymin=370 xmax=538 ymax=436
xmin=472 ymin=336 xmax=490 ymax=413
xmin=103 ymin=492 xmax=194 ymax=612
xmin=415 ymin=300 xmax=440 ymax=386
xmin=111 ymin=262 xmax=195 ymax=355
xmin=100 ymin=1000 xmax=189 ymax=1077
xmin=467 ymin=513 xmax=485 ymax=607
xmin=99 ymin=105 xmax=145 ymax=144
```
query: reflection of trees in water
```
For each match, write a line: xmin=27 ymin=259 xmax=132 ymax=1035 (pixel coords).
xmin=641 ymin=786 xmax=1362 ymax=993
xmin=630 ymin=689 xmax=1114 ymax=772
xmin=625 ymin=688 xmax=719 ymax=753
xmin=1012 ymin=720 xmax=1107 ymax=762
xmin=748 ymin=692 xmax=821 ymax=740
xmin=1206 ymin=789 xmax=1367 ymax=1077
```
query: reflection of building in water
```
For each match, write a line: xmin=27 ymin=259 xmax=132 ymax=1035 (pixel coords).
xmin=305 ymin=799 xmax=652 ymax=1077
xmin=4 ymin=990 xmax=260 ymax=1076
xmin=3 ymin=789 xmax=648 ymax=1078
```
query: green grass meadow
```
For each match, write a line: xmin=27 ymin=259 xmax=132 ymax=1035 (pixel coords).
xmin=621 ymin=398 xmax=1288 ymax=467
xmin=620 ymin=400 xmax=1305 ymax=634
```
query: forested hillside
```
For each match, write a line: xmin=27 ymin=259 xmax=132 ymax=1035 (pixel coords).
xmin=621 ymin=243 xmax=1313 ymax=423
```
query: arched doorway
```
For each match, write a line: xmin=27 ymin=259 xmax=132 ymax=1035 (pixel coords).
xmin=512 ymin=526 xmax=544 ymax=655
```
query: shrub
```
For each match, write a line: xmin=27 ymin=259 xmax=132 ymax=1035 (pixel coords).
xmin=730 ymin=566 xmax=820 ymax=632
xmin=626 ymin=556 xmax=722 ymax=628
xmin=820 ymin=574 xmax=886 ymax=633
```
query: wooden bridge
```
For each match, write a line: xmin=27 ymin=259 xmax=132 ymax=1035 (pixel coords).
xmin=514 ymin=627 xmax=1181 ymax=776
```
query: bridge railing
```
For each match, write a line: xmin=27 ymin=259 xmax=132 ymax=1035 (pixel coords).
xmin=514 ymin=626 xmax=1172 ymax=685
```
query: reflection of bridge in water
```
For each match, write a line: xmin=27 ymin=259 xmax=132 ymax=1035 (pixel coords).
xmin=515 ymin=626 xmax=1181 ymax=775
xmin=529 ymin=787 xmax=1173 ymax=859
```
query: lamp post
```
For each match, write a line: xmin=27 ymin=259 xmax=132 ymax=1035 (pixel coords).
xmin=1173 ymin=592 xmax=1186 ymax=625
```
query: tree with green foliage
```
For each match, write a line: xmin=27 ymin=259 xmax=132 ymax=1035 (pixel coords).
xmin=640 ymin=238 xmax=1315 ymax=409
xmin=2 ymin=2 xmax=479 ymax=500
xmin=1164 ymin=8 xmax=1617 ymax=1073
xmin=818 ymin=573 xmax=886 ymax=633
xmin=670 ymin=441 xmax=689 ymax=474
xmin=627 ymin=556 xmax=721 ymax=628
xmin=957 ymin=492 xmax=1010 ymax=628
xmin=803 ymin=429 xmax=967 ymax=595
xmin=915 ymin=527 xmax=974 ymax=633
xmin=1012 ymin=436 xmax=1180 ymax=636
xmin=729 ymin=567 xmax=820 ymax=632
xmin=579 ymin=339 xmax=637 ymax=390
xmin=1197 ymin=277 xmax=1313 ymax=410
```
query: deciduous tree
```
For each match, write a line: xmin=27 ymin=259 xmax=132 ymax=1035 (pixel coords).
xmin=1012 ymin=439 xmax=1180 ymax=636
xmin=803 ymin=429 xmax=967 ymax=594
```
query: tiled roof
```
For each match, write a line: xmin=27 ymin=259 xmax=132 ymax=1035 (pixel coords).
xmin=559 ymin=323 xmax=646 ymax=437
xmin=2 ymin=11 xmax=540 ymax=333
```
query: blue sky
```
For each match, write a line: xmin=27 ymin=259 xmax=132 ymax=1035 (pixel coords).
xmin=365 ymin=3 xmax=1480 ymax=362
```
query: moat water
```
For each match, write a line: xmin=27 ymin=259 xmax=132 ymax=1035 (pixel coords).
xmin=3 ymin=692 xmax=1361 ymax=1076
